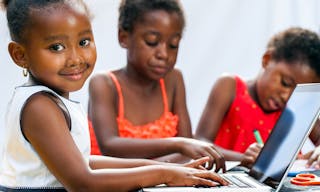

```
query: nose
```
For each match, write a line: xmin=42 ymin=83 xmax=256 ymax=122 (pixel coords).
xmin=155 ymin=43 xmax=168 ymax=60
xmin=66 ymin=47 xmax=83 ymax=67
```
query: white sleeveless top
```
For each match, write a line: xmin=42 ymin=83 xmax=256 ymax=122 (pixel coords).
xmin=0 ymin=85 xmax=90 ymax=189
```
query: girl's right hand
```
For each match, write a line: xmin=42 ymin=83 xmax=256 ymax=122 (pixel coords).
xmin=240 ymin=143 xmax=262 ymax=168
xmin=176 ymin=137 xmax=226 ymax=172
xmin=164 ymin=166 xmax=229 ymax=187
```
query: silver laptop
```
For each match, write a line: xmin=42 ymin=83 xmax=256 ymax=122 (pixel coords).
xmin=142 ymin=83 xmax=320 ymax=192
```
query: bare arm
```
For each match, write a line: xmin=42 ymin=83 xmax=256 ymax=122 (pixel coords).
xmin=309 ymin=118 xmax=320 ymax=146
xmin=22 ymin=93 xmax=228 ymax=191
xmin=165 ymin=70 xmax=226 ymax=171
xmin=195 ymin=75 xmax=244 ymax=161
xmin=88 ymin=72 xmax=185 ymax=159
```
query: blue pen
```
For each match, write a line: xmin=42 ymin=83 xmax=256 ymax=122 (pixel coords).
xmin=287 ymin=171 xmax=309 ymax=177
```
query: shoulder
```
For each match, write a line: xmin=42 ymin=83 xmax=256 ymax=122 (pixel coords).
xmin=88 ymin=71 xmax=115 ymax=94
xmin=89 ymin=71 xmax=111 ymax=87
xmin=213 ymin=73 xmax=237 ymax=90
xmin=22 ymin=92 xmax=65 ymax=119
xmin=206 ymin=73 xmax=238 ymax=103
xmin=163 ymin=68 xmax=184 ymax=86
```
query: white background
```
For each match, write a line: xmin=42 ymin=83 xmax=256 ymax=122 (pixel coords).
xmin=1 ymin=0 xmax=320 ymax=145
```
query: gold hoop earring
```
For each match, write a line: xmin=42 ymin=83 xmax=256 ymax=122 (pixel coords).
xmin=23 ymin=68 xmax=28 ymax=77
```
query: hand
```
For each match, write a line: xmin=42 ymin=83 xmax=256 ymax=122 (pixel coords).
xmin=164 ymin=166 xmax=229 ymax=187
xmin=303 ymin=146 xmax=320 ymax=169
xmin=240 ymin=143 xmax=262 ymax=168
xmin=183 ymin=156 xmax=210 ymax=170
xmin=176 ymin=137 xmax=225 ymax=172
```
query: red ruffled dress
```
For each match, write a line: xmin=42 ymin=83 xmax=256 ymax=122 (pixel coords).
xmin=214 ymin=76 xmax=282 ymax=153
xmin=89 ymin=72 xmax=178 ymax=155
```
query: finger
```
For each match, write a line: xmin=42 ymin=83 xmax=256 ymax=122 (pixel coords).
xmin=192 ymin=152 xmax=213 ymax=170
xmin=316 ymin=155 xmax=320 ymax=169
xmin=307 ymin=152 xmax=317 ymax=167
xmin=194 ymin=171 xmax=229 ymax=186
xmin=206 ymin=153 xmax=214 ymax=170
xmin=187 ymin=156 xmax=210 ymax=168
xmin=212 ymin=150 xmax=225 ymax=173
xmin=252 ymin=144 xmax=262 ymax=153
xmin=193 ymin=178 xmax=220 ymax=187
xmin=203 ymin=147 xmax=225 ymax=172
xmin=198 ymin=165 xmax=207 ymax=170
xmin=302 ymin=151 xmax=313 ymax=159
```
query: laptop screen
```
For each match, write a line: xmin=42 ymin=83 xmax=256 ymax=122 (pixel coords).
xmin=249 ymin=83 xmax=320 ymax=186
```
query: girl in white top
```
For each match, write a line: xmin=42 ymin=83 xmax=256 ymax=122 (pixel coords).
xmin=0 ymin=0 xmax=227 ymax=191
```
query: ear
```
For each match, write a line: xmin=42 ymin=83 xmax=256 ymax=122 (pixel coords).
xmin=118 ymin=28 xmax=129 ymax=48
xmin=8 ymin=41 xmax=28 ymax=68
xmin=262 ymin=50 xmax=272 ymax=68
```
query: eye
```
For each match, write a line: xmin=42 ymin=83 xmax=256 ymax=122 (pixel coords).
xmin=169 ymin=43 xmax=179 ymax=49
xmin=281 ymin=78 xmax=294 ymax=87
xmin=79 ymin=39 xmax=90 ymax=47
xmin=144 ymin=33 xmax=159 ymax=47
xmin=49 ymin=44 xmax=64 ymax=52
xmin=146 ymin=40 xmax=158 ymax=47
xmin=169 ymin=36 xmax=181 ymax=49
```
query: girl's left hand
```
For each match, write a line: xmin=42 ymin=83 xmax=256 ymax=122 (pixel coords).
xmin=183 ymin=156 xmax=210 ymax=170
xmin=177 ymin=138 xmax=226 ymax=172
xmin=303 ymin=146 xmax=320 ymax=169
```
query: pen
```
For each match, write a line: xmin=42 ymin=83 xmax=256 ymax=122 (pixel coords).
xmin=253 ymin=129 xmax=264 ymax=145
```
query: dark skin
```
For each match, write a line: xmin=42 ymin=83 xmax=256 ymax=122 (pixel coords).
xmin=8 ymin=4 xmax=228 ymax=191
xmin=88 ymin=10 xmax=226 ymax=172
xmin=196 ymin=51 xmax=320 ymax=168
xmin=301 ymin=120 xmax=320 ymax=168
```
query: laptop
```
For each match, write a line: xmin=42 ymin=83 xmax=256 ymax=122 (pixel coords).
xmin=142 ymin=83 xmax=320 ymax=192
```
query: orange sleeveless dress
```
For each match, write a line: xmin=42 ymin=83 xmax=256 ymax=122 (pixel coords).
xmin=89 ymin=72 xmax=179 ymax=155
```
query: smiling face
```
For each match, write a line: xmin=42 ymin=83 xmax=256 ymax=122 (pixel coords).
xmin=256 ymin=58 xmax=320 ymax=112
xmin=119 ymin=10 xmax=183 ymax=80
xmin=20 ymin=4 xmax=96 ymax=97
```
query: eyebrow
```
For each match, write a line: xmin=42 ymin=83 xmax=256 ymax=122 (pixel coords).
xmin=43 ymin=29 xmax=93 ymax=42
xmin=79 ymin=29 xmax=93 ymax=36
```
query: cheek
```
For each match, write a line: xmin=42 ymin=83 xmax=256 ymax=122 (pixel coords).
xmin=168 ymin=50 xmax=178 ymax=63
xmin=79 ymin=48 xmax=96 ymax=70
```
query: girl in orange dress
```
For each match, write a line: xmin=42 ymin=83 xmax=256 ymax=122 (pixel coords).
xmin=88 ymin=0 xmax=225 ymax=172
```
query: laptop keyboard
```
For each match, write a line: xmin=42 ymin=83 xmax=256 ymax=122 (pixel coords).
xmin=222 ymin=174 xmax=255 ymax=188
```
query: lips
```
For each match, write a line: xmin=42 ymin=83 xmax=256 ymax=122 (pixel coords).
xmin=60 ymin=66 xmax=88 ymax=81
xmin=267 ymin=98 xmax=283 ymax=111
xmin=151 ymin=65 xmax=168 ymax=75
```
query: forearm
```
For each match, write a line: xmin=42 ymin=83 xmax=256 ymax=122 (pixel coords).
xmin=68 ymin=165 xmax=167 ymax=192
xmin=89 ymin=155 xmax=163 ymax=169
xmin=102 ymin=137 xmax=181 ymax=158
xmin=90 ymin=165 xmax=167 ymax=191
xmin=217 ymin=146 xmax=243 ymax=161
xmin=310 ymin=119 xmax=320 ymax=146
xmin=154 ymin=153 xmax=191 ymax=164
xmin=195 ymin=135 xmax=242 ymax=161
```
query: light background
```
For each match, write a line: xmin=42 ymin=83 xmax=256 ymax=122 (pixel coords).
xmin=1 ymin=0 xmax=320 ymax=150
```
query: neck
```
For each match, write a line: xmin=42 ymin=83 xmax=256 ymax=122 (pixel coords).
xmin=26 ymin=75 xmax=69 ymax=99
xmin=122 ymin=67 xmax=159 ymax=89
xmin=247 ymin=79 xmax=259 ymax=103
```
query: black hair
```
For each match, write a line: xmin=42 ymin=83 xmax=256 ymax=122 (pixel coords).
xmin=118 ymin=0 xmax=185 ymax=33
xmin=267 ymin=27 xmax=320 ymax=77
xmin=1 ymin=0 xmax=90 ymax=43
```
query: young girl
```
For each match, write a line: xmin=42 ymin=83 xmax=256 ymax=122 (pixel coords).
xmin=0 ymin=0 xmax=228 ymax=191
xmin=195 ymin=27 xmax=320 ymax=168
xmin=88 ymin=0 xmax=225 ymax=172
